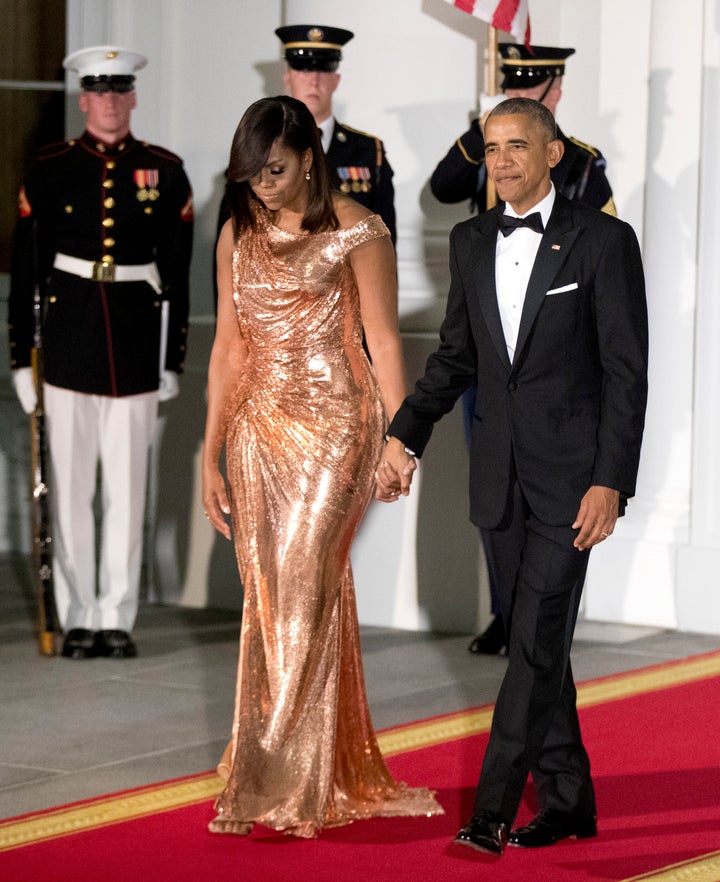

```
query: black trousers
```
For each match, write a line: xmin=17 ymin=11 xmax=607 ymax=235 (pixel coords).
xmin=474 ymin=480 xmax=597 ymax=825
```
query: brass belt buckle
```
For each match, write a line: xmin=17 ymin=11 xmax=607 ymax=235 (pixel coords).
xmin=92 ymin=260 xmax=116 ymax=283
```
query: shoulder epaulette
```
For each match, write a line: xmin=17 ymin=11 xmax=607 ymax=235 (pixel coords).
xmin=568 ymin=136 xmax=601 ymax=158
xmin=337 ymin=123 xmax=383 ymax=145
xmin=142 ymin=142 xmax=183 ymax=164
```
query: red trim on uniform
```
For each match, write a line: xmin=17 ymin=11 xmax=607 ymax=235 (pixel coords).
xmin=99 ymin=162 xmax=118 ymax=396
xmin=18 ymin=186 xmax=32 ymax=218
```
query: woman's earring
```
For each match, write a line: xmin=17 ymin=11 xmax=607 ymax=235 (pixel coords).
xmin=305 ymin=170 xmax=311 ymax=181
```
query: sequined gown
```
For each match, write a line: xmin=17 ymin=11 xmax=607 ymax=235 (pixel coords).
xmin=213 ymin=211 xmax=442 ymax=838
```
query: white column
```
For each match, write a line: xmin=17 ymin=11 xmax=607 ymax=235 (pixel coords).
xmin=675 ymin=0 xmax=720 ymax=634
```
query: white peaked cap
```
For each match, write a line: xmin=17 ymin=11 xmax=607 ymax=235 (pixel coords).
xmin=63 ymin=45 xmax=148 ymax=78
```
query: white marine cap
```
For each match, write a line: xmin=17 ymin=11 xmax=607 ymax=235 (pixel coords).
xmin=63 ymin=45 xmax=148 ymax=89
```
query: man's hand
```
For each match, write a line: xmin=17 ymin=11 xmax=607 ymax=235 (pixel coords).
xmin=375 ymin=436 xmax=417 ymax=502
xmin=572 ymin=485 xmax=620 ymax=551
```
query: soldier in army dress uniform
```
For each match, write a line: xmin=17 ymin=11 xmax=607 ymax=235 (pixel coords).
xmin=8 ymin=46 xmax=194 ymax=659
xmin=431 ymin=44 xmax=616 ymax=217
xmin=430 ymin=44 xmax=616 ymax=658
xmin=275 ymin=24 xmax=396 ymax=243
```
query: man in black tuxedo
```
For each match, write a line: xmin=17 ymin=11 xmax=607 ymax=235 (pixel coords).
xmin=377 ymin=98 xmax=648 ymax=856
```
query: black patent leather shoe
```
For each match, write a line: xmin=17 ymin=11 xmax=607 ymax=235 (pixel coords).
xmin=508 ymin=810 xmax=597 ymax=848
xmin=454 ymin=810 xmax=508 ymax=855
xmin=61 ymin=628 xmax=98 ymax=659
xmin=94 ymin=629 xmax=137 ymax=659
xmin=468 ymin=616 xmax=507 ymax=655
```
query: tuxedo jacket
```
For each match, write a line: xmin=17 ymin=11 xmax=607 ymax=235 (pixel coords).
xmin=389 ymin=192 xmax=648 ymax=528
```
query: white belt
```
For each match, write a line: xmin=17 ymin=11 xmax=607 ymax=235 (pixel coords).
xmin=53 ymin=253 xmax=162 ymax=294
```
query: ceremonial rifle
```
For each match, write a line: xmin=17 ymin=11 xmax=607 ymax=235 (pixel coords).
xmin=30 ymin=221 xmax=59 ymax=655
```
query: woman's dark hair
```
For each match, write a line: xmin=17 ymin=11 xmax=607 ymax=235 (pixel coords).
xmin=225 ymin=95 xmax=338 ymax=235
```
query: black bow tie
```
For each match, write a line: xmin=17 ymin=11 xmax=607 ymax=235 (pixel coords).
xmin=498 ymin=212 xmax=544 ymax=236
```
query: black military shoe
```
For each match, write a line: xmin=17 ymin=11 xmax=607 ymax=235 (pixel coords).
xmin=468 ymin=616 xmax=507 ymax=655
xmin=454 ymin=809 xmax=508 ymax=855
xmin=94 ymin=629 xmax=137 ymax=659
xmin=508 ymin=810 xmax=597 ymax=848
xmin=61 ymin=628 xmax=98 ymax=659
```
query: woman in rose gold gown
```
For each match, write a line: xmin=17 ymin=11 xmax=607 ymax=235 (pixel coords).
xmin=202 ymin=96 xmax=442 ymax=838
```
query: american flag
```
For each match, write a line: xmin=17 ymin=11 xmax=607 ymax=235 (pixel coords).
xmin=445 ymin=0 xmax=531 ymax=45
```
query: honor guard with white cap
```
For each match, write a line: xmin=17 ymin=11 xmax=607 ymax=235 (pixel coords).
xmin=431 ymin=44 xmax=616 ymax=217
xmin=8 ymin=45 xmax=194 ymax=660
xmin=431 ymin=44 xmax=615 ymax=661
xmin=276 ymin=24 xmax=397 ymax=243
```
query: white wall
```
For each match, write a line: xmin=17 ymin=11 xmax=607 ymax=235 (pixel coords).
xmin=3 ymin=0 xmax=717 ymax=634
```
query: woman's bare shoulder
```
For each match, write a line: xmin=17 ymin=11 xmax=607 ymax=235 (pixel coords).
xmin=332 ymin=193 xmax=374 ymax=229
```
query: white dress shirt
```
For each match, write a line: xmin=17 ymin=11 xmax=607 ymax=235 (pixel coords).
xmin=495 ymin=185 xmax=556 ymax=362
xmin=317 ymin=116 xmax=334 ymax=154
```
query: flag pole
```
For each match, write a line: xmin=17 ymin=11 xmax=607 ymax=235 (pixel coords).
xmin=485 ymin=25 xmax=499 ymax=210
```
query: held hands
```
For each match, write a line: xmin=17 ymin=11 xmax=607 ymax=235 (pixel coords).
xmin=375 ymin=437 xmax=417 ymax=503
xmin=572 ymin=485 xmax=620 ymax=551
xmin=202 ymin=466 xmax=232 ymax=540
xmin=12 ymin=367 xmax=37 ymax=415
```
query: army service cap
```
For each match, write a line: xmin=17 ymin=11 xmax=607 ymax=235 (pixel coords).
xmin=63 ymin=45 xmax=148 ymax=93
xmin=275 ymin=24 xmax=354 ymax=72
xmin=499 ymin=44 xmax=575 ymax=90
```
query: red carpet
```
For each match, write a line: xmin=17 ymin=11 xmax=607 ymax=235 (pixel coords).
xmin=2 ymin=651 xmax=720 ymax=882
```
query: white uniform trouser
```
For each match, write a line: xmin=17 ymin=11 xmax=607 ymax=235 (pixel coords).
xmin=44 ymin=384 xmax=159 ymax=632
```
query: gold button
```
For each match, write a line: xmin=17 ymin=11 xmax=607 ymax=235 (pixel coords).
xmin=153 ymin=300 xmax=160 ymax=307
xmin=103 ymin=237 xmax=115 ymax=248
xmin=102 ymin=254 xmax=114 ymax=265
xmin=64 ymin=204 xmax=73 ymax=214
xmin=106 ymin=160 xmax=116 ymax=170
xmin=49 ymin=295 xmax=57 ymax=303
xmin=144 ymin=206 xmax=153 ymax=214
xmin=104 ymin=197 xmax=115 ymax=209
xmin=103 ymin=179 xmax=114 ymax=189
xmin=102 ymin=217 xmax=115 ymax=228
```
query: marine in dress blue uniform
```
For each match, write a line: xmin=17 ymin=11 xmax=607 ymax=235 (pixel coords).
xmin=8 ymin=46 xmax=194 ymax=659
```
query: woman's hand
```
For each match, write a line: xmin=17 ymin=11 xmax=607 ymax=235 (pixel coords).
xmin=203 ymin=466 xmax=232 ymax=540
xmin=375 ymin=437 xmax=417 ymax=502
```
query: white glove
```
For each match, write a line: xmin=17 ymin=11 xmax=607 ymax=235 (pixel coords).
xmin=12 ymin=367 xmax=37 ymax=415
xmin=479 ymin=92 xmax=506 ymax=121
xmin=158 ymin=370 xmax=180 ymax=402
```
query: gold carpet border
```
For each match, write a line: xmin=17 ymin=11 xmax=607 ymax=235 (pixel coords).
xmin=1 ymin=651 xmax=719 ymax=855
xmin=379 ymin=651 xmax=720 ymax=756
xmin=621 ymin=850 xmax=720 ymax=881
xmin=0 ymin=776 xmax=222 ymax=853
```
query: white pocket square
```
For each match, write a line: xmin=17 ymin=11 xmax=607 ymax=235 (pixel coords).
xmin=546 ymin=282 xmax=579 ymax=296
